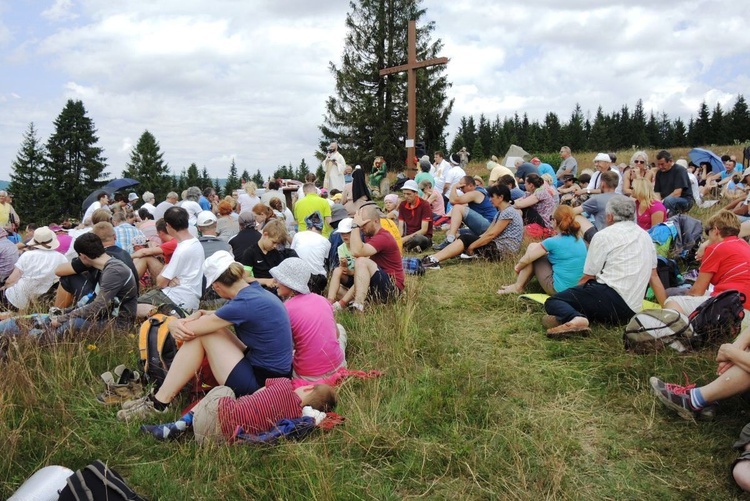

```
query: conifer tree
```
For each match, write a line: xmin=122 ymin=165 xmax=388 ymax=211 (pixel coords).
xmin=320 ymin=0 xmax=453 ymax=169
xmin=224 ymin=158 xmax=241 ymax=194
xmin=123 ymin=130 xmax=171 ymax=200
xmin=251 ymin=169 xmax=264 ymax=186
xmin=8 ymin=123 xmax=46 ymax=224
xmin=730 ymin=95 xmax=750 ymax=143
xmin=43 ymin=99 xmax=108 ymax=219
xmin=185 ymin=163 xmax=201 ymax=188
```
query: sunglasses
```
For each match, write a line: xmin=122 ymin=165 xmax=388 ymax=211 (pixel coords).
xmin=704 ymin=226 xmax=715 ymax=236
xmin=634 ymin=160 xmax=645 ymax=164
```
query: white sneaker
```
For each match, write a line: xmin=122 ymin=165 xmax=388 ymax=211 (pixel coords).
xmin=459 ymin=253 xmax=478 ymax=259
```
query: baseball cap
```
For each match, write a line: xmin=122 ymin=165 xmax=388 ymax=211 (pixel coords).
xmin=196 ymin=210 xmax=217 ymax=227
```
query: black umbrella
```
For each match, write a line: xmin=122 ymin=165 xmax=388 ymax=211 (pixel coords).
xmin=81 ymin=178 xmax=140 ymax=213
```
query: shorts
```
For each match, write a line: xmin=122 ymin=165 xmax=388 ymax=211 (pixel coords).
xmin=369 ymin=269 xmax=399 ymax=302
xmin=667 ymin=294 xmax=710 ymax=315
xmin=457 ymin=234 xmax=504 ymax=261
xmin=192 ymin=386 xmax=236 ymax=445
xmin=224 ymin=356 xmax=291 ymax=397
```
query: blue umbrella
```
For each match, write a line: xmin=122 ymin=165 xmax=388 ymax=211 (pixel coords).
xmin=81 ymin=178 xmax=140 ymax=212
xmin=688 ymin=148 xmax=724 ymax=175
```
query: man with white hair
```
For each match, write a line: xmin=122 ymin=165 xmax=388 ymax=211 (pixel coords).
xmin=154 ymin=192 xmax=178 ymax=221
xmin=141 ymin=192 xmax=157 ymax=216
xmin=544 ymin=195 xmax=667 ymax=338
xmin=556 ymin=146 xmax=578 ymax=182
xmin=0 ymin=191 xmax=19 ymax=229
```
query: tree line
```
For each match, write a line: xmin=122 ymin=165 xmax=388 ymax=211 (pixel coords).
xmin=450 ymin=96 xmax=750 ymax=161
xmin=8 ymin=100 xmax=320 ymax=225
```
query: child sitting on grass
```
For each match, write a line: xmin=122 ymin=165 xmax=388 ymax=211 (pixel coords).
xmin=142 ymin=379 xmax=337 ymax=443
xmin=327 ymin=218 xmax=357 ymax=311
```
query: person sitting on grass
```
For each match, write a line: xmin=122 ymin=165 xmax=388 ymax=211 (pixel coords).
xmin=543 ymin=195 xmax=667 ymax=338
xmin=0 ymin=232 xmax=139 ymax=338
xmin=239 ymin=219 xmax=297 ymax=292
xmin=422 ymin=184 xmax=523 ymax=269
xmin=0 ymin=226 xmax=67 ymax=311
xmin=498 ymin=205 xmax=587 ymax=296
xmin=130 ymin=218 xmax=175 ymax=283
xmin=327 ymin=218 xmax=356 ymax=311
xmin=118 ymin=251 xmax=293 ymax=421
xmin=347 ymin=204 xmax=404 ymax=311
xmin=398 ymin=180 xmax=433 ymax=253
xmin=558 ymin=175 xmax=580 ymax=205
xmin=632 ymin=177 xmax=667 ymax=231
xmin=649 ymin=326 xmax=750 ymax=491
xmin=291 ymin=212 xmax=331 ymax=295
xmin=270 ymin=257 xmax=346 ymax=380
xmin=571 ymin=171 xmax=619 ymax=243
xmin=433 ymin=175 xmax=498 ymax=251
xmin=512 ymin=173 xmax=555 ymax=230
xmin=419 ymin=179 xmax=445 ymax=221
xmin=497 ymin=174 xmax=526 ymax=201
xmin=663 ymin=210 xmax=750 ymax=316
xmin=141 ymin=379 xmax=337 ymax=443
xmin=383 ymin=194 xmax=399 ymax=221
xmin=136 ymin=206 xmax=204 ymax=318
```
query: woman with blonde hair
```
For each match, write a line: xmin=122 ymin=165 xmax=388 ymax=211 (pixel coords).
xmin=498 ymin=205 xmax=587 ymax=296
xmin=238 ymin=181 xmax=260 ymax=213
xmin=632 ymin=177 xmax=666 ymax=231
xmin=622 ymin=150 xmax=654 ymax=196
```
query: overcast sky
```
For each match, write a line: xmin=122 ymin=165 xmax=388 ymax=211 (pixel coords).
xmin=1 ymin=0 xmax=748 ymax=184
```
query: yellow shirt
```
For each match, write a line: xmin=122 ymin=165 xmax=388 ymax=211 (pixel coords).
xmin=294 ymin=195 xmax=333 ymax=237
xmin=0 ymin=203 xmax=10 ymax=226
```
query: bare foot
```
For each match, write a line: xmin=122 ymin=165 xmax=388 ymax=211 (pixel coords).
xmin=497 ymin=285 xmax=523 ymax=295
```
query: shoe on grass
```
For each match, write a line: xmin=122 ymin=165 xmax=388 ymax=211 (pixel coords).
xmin=117 ymin=395 xmax=167 ymax=422
xmin=546 ymin=321 xmax=591 ymax=339
xmin=97 ymin=365 xmax=143 ymax=406
xmin=432 ymin=238 xmax=452 ymax=251
xmin=421 ymin=256 xmax=440 ymax=270
xmin=649 ymin=376 xmax=701 ymax=421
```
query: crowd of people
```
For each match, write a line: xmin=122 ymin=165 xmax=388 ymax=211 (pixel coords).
xmin=4 ymin=143 xmax=750 ymax=489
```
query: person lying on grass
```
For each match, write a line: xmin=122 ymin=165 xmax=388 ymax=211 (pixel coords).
xmin=118 ymin=251 xmax=293 ymax=421
xmin=497 ymin=205 xmax=587 ymax=296
xmin=543 ymin=195 xmax=667 ymax=338
xmin=141 ymin=380 xmax=337 ymax=443
xmin=649 ymin=325 xmax=750 ymax=491
xmin=421 ymin=184 xmax=523 ymax=269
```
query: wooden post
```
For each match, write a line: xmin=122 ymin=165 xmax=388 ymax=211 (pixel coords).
xmin=379 ymin=20 xmax=448 ymax=179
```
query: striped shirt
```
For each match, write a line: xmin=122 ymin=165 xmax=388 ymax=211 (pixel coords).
xmin=218 ymin=378 xmax=301 ymax=439
xmin=584 ymin=221 xmax=656 ymax=313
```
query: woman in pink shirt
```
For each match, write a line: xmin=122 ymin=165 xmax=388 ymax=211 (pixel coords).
xmin=632 ymin=178 xmax=666 ymax=231
xmin=270 ymin=257 xmax=347 ymax=380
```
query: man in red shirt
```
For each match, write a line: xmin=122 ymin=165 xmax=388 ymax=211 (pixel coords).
xmin=398 ymin=180 xmax=433 ymax=252
xmin=348 ymin=204 xmax=405 ymax=311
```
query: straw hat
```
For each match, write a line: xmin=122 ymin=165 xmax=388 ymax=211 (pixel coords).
xmin=27 ymin=226 xmax=60 ymax=250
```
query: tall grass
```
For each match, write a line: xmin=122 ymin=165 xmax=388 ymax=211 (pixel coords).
xmin=3 ymin=148 xmax=749 ymax=498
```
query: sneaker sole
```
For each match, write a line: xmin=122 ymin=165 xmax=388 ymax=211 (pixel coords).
xmin=649 ymin=377 xmax=696 ymax=421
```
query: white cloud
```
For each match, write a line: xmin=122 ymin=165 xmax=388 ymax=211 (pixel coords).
xmin=41 ymin=0 xmax=77 ymax=22
xmin=0 ymin=0 xmax=748 ymax=185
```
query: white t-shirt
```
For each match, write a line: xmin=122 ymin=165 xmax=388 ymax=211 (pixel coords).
xmin=443 ymin=166 xmax=466 ymax=194
xmin=5 ymin=249 xmax=68 ymax=309
xmin=160 ymin=237 xmax=204 ymax=311
xmin=237 ymin=194 xmax=260 ymax=213
xmin=141 ymin=202 xmax=156 ymax=216
xmin=82 ymin=201 xmax=101 ymax=223
xmin=153 ymin=201 xmax=174 ymax=221
xmin=180 ymin=200 xmax=203 ymax=227
xmin=291 ymin=231 xmax=331 ymax=276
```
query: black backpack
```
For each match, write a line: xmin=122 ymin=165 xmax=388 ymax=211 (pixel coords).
xmin=57 ymin=460 xmax=146 ymax=501
xmin=687 ymin=290 xmax=746 ymax=348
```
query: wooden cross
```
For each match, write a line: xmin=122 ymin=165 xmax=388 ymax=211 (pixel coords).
xmin=379 ymin=20 xmax=448 ymax=178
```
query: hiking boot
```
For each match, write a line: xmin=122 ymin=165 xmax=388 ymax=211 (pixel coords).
xmin=541 ymin=315 xmax=561 ymax=329
xmin=97 ymin=365 xmax=143 ymax=406
xmin=649 ymin=376 xmax=701 ymax=420
xmin=117 ymin=396 xmax=167 ymax=422
xmin=421 ymin=256 xmax=440 ymax=270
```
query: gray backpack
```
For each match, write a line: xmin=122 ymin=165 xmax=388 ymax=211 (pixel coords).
xmin=623 ymin=309 xmax=693 ymax=354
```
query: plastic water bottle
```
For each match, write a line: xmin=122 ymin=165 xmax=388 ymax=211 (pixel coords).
xmin=77 ymin=292 xmax=95 ymax=307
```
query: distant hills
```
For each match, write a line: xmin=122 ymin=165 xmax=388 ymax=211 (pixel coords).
xmin=0 ymin=181 xmax=8 ymax=191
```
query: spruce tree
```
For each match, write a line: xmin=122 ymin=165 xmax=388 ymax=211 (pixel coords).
xmin=8 ymin=123 xmax=46 ymax=224
xmin=710 ymin=103 xmax=727 ymax=145
xmin=123 ymin=130 xmax=172 ymax=200
xmin=730 ymin=95 xmax=750 ymax=143
xmin=690 ymin=102 xmax=711 ymax=146
xmin=251 ymin=169 xmax=264 ymax=186
xmin=240 ymin=170 xmax=251 ymax=184
xmin=587 ymin=107 xmax=609 ymax=151
xmin=314 ymin=165 xmax=325 ymax=185
xmin=224 ymin=158 xmax=241 ymax=194
xmin=297 ymin=158 xmax=310 ymax=182
xmin=44 ymin=99 xmax=108 ymax=219
xmin=185 ymin=163 xmax=201 ymax=188
xmin=320 ymin=0 xmax=453 ymax=169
